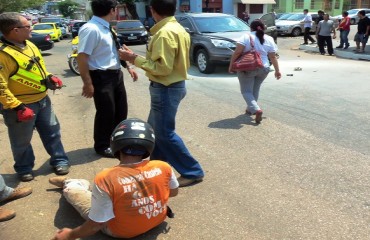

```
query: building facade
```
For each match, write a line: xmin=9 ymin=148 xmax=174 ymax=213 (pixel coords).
xmin=269 ymin=0 xmax=345 ymax=16
xmin=178 ymin=0 xmax=276 ymax=21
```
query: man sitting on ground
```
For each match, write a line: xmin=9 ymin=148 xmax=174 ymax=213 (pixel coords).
xmin=50 ymin=118 xmax=179 ymax=240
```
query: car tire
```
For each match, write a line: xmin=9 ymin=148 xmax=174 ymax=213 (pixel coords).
xmin=55 ymin=37 xmax=60 ymax=42
xmin=196 ymin=49 xmax=215 ymax=74
xmin=291 ymin=27 xmax=302 ymax=37
xmin=350 ymin=18 xmax=356 ymax=25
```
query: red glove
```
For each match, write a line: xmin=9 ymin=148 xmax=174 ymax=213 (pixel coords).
xmin=49 ymin=75 xmax=63 ymax=89
xmin=16 ymin=106 xmax=35 ymax=122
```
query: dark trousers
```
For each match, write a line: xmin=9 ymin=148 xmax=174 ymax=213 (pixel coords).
xmin=318 ymin=35 xmax=334 ymax=54
xmin=90 ymin=70 xmax=127 ymax=152
xmin=304 ymin=27 xmax=315 ymax=43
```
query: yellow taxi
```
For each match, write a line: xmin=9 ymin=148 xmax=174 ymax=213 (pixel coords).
xmin=32 ymin=23 xmax=62 ymax=42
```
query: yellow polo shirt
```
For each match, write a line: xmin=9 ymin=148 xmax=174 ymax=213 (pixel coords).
xmin=134 ymin=16 xmax=190 ymax=86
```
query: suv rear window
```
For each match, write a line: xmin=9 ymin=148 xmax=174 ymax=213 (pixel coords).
xmin=193 ymin=16 xmax=249 ymax=33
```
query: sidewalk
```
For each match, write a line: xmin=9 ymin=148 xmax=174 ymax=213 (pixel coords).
xmin=299 ymin=43 xmax=370 ymax=61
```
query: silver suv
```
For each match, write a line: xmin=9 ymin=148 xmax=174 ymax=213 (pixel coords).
xmin=334 ymin=9 xmax=370 ymax=25
xmin=175 ymin=13 xmax=277 ymax=74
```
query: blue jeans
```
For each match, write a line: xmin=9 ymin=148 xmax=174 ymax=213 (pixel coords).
xmin=340 ymin=30 xmax=350 ymax=47
xmin=0 ymin=174 xmax=13 ymax=202
xmin=148 ymin=81 xmax=204 ymax=179
xmin=237 ymin=68 xmax=269 ymax=114
xmin=2 ymin=96 xmax=69 ymax=175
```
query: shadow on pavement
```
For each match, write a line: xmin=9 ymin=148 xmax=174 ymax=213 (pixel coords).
xmin=208 ymin=114 xmax=258 ymax=129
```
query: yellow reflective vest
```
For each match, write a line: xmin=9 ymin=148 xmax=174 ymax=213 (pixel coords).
xmin=0 ymin=39 xmax=49 ymax=109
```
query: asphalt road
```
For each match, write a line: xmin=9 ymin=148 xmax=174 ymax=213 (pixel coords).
xmin=1 ymin=32 xmax=370 ymax=240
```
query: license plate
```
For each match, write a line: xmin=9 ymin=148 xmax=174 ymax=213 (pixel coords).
xmin=128 ymin=36 xmax=137 ymax=40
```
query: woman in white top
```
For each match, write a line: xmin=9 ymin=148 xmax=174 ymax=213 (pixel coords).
xmin=229 ymin=19 xmax=281 ymax=124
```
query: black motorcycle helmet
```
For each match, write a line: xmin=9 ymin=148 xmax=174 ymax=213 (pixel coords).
xmin=110 ymin=118 xmax=155 ymax=159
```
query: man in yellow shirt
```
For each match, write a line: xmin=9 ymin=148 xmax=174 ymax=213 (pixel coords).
xmin=119 ymin=0 xmax=204 ymax=187
xmin=0 ymin=12 xmax=70 ymax=182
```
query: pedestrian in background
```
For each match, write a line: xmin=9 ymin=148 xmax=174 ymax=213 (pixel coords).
xmin=336 ymin=11 xmax=351 ymax=49
xmin=228 ymin=20 xmax=281 ymax=124
xmin=301 ymin=9 xmax=316 ymax=45
xmin=77 ymin=0 xmax=138 ymax=158
xmin=0 ymin=12 xmax=70 ymax=182
xmin=243 ymin=11 xmax=250 ymax=24
xmin=316 ymin=13 xmax=336 ymax=55
xmin=118 ymin=0 xmax=205 ymax=187
xmin=354 ymin=10 xmax=370 ymax=53
xmin=0 ymin=174 xmax=32 ymax=221
xmin=316 ymin=10 xmax=324 ymax=24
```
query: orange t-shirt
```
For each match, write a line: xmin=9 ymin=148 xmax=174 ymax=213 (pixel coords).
xmin=94 ymin=160 xmax=173 ymax=238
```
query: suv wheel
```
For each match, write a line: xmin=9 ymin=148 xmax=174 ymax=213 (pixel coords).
xmin=291 ymin=27 xmax=302 ymax=37
xmin=196 ymin=49 xmax=215 ymax=74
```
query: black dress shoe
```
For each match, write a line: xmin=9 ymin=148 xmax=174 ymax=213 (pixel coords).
xmin=343 ymin=45 xmax=349 ymax=49
xmin=336 ymin=45 xmax=343 ymax=48
xmin=19 ymin=173 xmax=34 ymax=182
xmin=53 ymin=165 xmax=70 ymax=175
xmin=96 ymin=148 xmax=115 ymax=158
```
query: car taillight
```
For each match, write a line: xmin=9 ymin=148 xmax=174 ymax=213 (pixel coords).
xmin=45 ymin=34 xmax=51 ymax=41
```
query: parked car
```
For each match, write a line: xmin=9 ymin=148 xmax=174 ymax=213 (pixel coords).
xmin=275 ymin=13 xmax=294 ymax=22
xmin=30 ymin=32 xmax=54 ymax=51
xmin=334 ymin=9 xmax=370 ymax=25
xmin=175 ymin=12 xmax=277 ymax=74
xmin=71 ymin=21 xmax=87 ymax=38
xmin=276 ymin=13 xmax=338 ymax=37
xmin=116 ymin=20 xmax=149 ymax=44
xmin=109 ymin=20 xmax=120 ymax=31
xmin=0 ymin=31 xmax=54 ymax=51
xmin=32 ymin=23 xmax=62 ymax=42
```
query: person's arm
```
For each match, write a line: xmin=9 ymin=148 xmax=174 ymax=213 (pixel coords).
xmin=77 ymin=53 xmax=94 ymax=98
xmin=51 ymin=219 xmax=105 ymax=240
xmin=316 ymin=21 xmax=322 ymax=37
xmin=119 ymin=36 xmax=176 ymax=77
xmin=268 ymin=52 xmax=281 ymax=80
xmin=332 ymin=23 xmax=336 ymax=39
xmin=366 ymin=20 xmax=370 ymax=36
xmin=228 ymin=43 xmax=245 ymax=73
xmin=0 ymin=53 xmax=22 ymax=109
xmin=169 ymin=169 xmax=179 ymax=197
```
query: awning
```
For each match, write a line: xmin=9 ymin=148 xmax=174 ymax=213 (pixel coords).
xmin=241 ymin=0 xmax=276 ymax=3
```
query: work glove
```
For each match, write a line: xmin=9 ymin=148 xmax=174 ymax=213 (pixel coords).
xmin=46 ymin=75 xmax=63 ymax=90
xmin=14 ymin=104 xmax=35 ymax=122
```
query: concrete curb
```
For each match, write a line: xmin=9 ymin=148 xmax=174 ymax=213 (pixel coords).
xmin=299 ymin=44 xmax=370 ymax=61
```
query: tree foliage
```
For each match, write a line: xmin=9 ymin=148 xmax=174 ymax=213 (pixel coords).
xmin=58 ymin=0 xmax=79 ymax=18
xmin=0 ymin=0 xmax=45 ymax=14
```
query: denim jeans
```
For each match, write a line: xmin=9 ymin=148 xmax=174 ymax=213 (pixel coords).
xmin=339 ymin=30 xmax=350 ymax=47
xmin=237 ymin=68 xmax=270 ymax=114
xmin=2 ymin=96 xmax=69 ymax=175
xmin=148 ymin=81 xmax=204 ymax=179
xmin=0 ymin=174 xmax=13 ymax=202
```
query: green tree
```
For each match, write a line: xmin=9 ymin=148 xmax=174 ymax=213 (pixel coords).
xmin=58 ymin=0 xmax=79 ymax=18
xmin=0 ymin=0 xmax=44 ymax=14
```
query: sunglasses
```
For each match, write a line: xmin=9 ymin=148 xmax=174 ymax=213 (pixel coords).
xmin=14 ymin=25 xmax=32 ymax=29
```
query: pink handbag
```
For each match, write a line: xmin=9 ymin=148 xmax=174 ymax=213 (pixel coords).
xmin=231 ymin=34 xmax=263 ymax=72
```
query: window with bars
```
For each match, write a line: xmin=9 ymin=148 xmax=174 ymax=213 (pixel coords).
xmin=295 ymin=0 xmax=304 ymax=9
